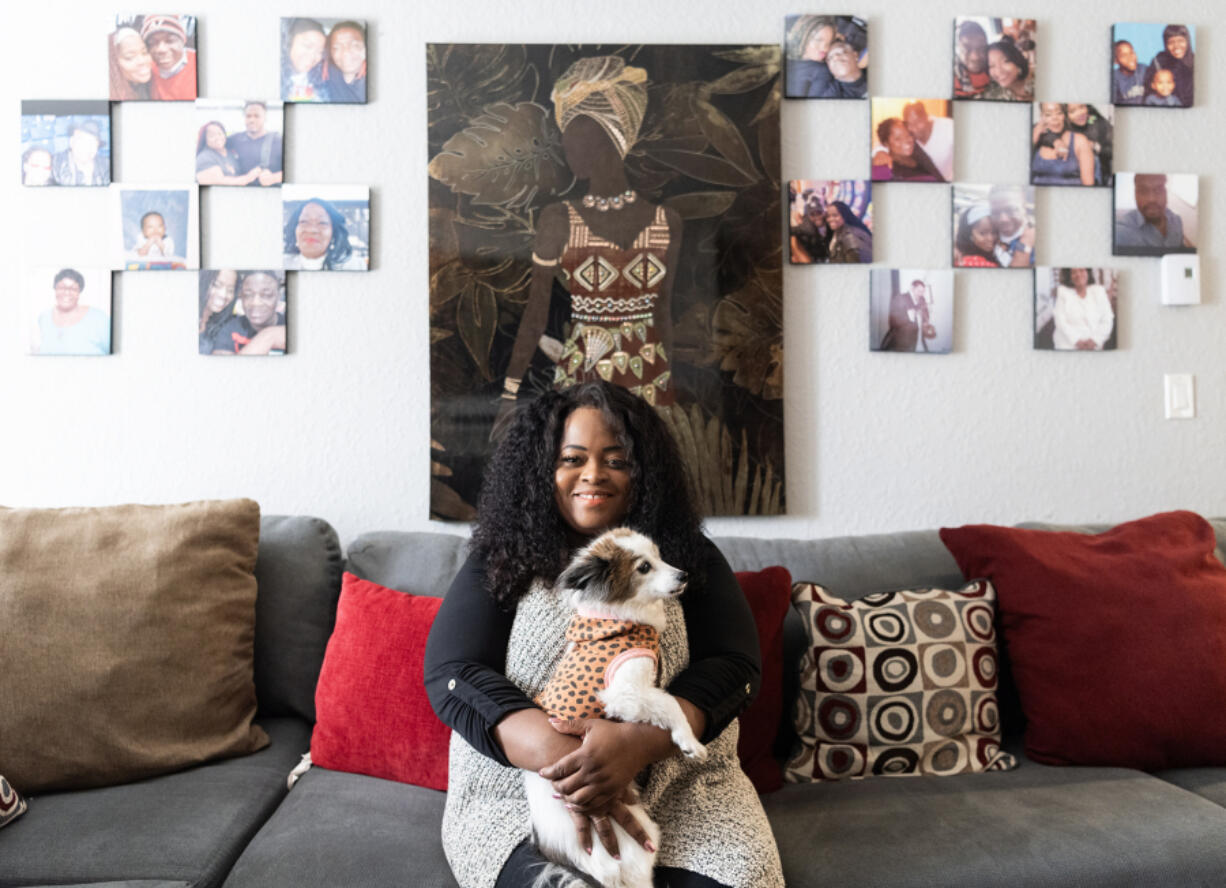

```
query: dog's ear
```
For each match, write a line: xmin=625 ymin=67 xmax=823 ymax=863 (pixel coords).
xmin=559 ymin=553 xmax=613 ymax=598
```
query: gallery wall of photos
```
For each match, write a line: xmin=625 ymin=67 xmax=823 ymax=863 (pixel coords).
xmin=19 ymin=14 xmax=370 ymax=357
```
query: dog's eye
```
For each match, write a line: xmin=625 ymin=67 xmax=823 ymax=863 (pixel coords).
xmin=637 ymin=562 xmax=652 ymax=575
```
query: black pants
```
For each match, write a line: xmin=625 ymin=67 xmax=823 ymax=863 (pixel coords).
xmin=496 ymin=840 xmax=729 ymax=888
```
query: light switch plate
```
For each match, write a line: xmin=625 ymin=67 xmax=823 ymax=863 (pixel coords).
xmin=1161 ymin=254 xmax=1201 ymax=305
xmin=1165 ymin=374 xmax=1195 ymax=419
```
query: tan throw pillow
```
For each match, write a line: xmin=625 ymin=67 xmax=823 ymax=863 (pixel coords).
xmin=0 ymin=499 xmax=269 ymax=792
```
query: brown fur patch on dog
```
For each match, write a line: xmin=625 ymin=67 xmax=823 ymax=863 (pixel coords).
xmin=584 ymin=530 xmax=641 ymax=604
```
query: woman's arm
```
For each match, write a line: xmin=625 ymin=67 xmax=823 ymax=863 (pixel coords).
xmin=500 ymin=202 xmax=569 ymax=395
xmin=423 ymin=551 xmax=551 ymax=766
xmin=196 ymin=163 xmax=262 ymax=187
xmin=1073 ymin=134 xmax=1095 ymax=186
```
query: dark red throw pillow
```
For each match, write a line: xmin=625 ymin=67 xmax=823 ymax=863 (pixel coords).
xmin=735 ymin=566 xmax=793 ymax=793
xmin=311 ymin=573 xmax=450 ymax=790
xmin=940 ymin=511 xmax=1226 ymax=770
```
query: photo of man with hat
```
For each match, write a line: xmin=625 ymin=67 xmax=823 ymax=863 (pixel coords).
xmin=140 ymin=14 xmax=197 ymax=100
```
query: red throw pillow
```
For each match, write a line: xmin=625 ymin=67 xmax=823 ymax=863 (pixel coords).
xmin=940 ymin=511 xmax=1226 ymax=770
xmin=735 ymin=566 xmax=793 ymax=793
xmin=311 ymin=573 xmax=450 ymax=790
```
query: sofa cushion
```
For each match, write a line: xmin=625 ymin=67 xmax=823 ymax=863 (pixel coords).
xmin=310 ymin=573 xmax=451 ymax=790
xmin=0 ymin=775 xmax=26 ymax=828
xmin=763 ymin=750 xmax=1226 ymax=888
xmin=0 ymin=499 xmax=268 ymax=793
xmin=0 ymin=717 xmax=309 ymax=888
xmin=1154 ymin=767 xmax=1226 ymax=810
xmin=223 ymin=766 xmax=458 ymax=888
xmin=734 ymin=566 xmax=792 ymax=794
xmin=254 ymin=515 xmax=345 ymax=721
xmin=786 ymin=579 xmax=1016 ymax=781
xmin=941 ymin=511 xmax=1226 ymax=770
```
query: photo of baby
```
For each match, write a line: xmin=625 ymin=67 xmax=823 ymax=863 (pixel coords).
xmin=194 ymin=99 xmax=284 ymax=187
xmin=784 ymin=15 xmax=868 ymax=99
xmin=20 ymin=101 xmax=111 ymax=187
xmin=952 ymin=184 xmax=1036 ymax=268
xmin=198 ymin=269 xmax=288 ymax=356
xmin=1112 ymin=23 xmax=1194 ymax=107
xmin=27 ymin=267 xmax=112 ymax=356
xmin=280 ymin=18 xmax=367 ymax=103
xmin=108 ymin=14 xmax=198 ymax=101
xmin=953 ymin=16 xmax=1036 ymax=102
xmin=111 ymin=185 xmax=199 ymax=270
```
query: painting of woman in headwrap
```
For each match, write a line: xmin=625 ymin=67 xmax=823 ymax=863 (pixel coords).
xmin=498 ymin=56 xmax=680 ymax=419
xmin=428 ymin=44 xmax=783 ymax=518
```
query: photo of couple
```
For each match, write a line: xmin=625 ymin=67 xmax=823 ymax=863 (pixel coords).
xmin=871 ymin=99 xmax=953 ymax=183
xmin=195 ymin=100 xmax=284 ymax=187
xmin=1112 ymin=23 xmax=1194 ymax=107
xmin=20 ymin=101 xmax=111 ymax=187
xmin=788 ymin=180 xmax=873 ymax=264
xmin=198 ymin=270 xmax=288 ymax=356
xmin=281 ymin=18 xmax=367 ymax=103
xmin=108 ymin=14 xmax=197 ymax=101
xmin=953 ymin=17 xmax=1036 ymax=102
xmin=952 ymin=184 xmax=1036 ymax=268
xmin=783 ymin=15 xmax=868 ymax=99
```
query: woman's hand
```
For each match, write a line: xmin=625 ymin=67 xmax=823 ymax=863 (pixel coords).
xmin=540 ymin=718 xmax=654 ymax=812
xmin=238 ymin=325 xmax=286 ymax=355
xmin=242 ymin=167 xmax=263 ymax=185
xmin=563 ymin=785 xmax=655 ymax=858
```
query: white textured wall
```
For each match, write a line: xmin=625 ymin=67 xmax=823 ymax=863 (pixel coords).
xmin=5 ymin=0 xmax=1221 ymax=547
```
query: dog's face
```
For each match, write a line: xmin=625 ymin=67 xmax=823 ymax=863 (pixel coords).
xmin=558 ymin=528 xmax=687 ymax=608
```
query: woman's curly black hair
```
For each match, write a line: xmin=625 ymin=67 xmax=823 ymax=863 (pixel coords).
xmin=470 ymin=382 xmax=706 ymax=608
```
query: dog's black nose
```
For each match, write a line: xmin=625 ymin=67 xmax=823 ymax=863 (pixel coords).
xmin=677 ymin=570 xmax=688 ymax=583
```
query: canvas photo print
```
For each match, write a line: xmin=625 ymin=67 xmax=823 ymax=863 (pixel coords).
xmin=870 ymin=269 xmax=953 ymax=354
xmin=788 ymin=179 xmax=873 ymax=263
xmin=428 ymin=43 xmax=785 ymax=517
xmin=1035 ymin=268 xmax=1118 ymax=351
xmin=111 ymin=185 xmax=198 ymax=270
xmin=281 ymin=18 xmax=367 ymax=103
xmin=1112 ymin=23 xmax=1194 ymax=107
xmin=282 ymin=185 xmax=370 ymax=270
xmin=109 ymin=14 xmax=197 ymax=101
xmin=952 ymin=184 xmax=1035 ymax=267
xmin=784 ymin=15 xmax=868 ymax=98
xmin=198 ymin=269 xmax=287 ymax=356
xmin=953 ymin=16 xmax=1035 ymax=102
xmin=1113 ymin=173 xmax=1197 ymax=256
xmin=871 ymin=99 xmax=952 ymax=182
xmin=195 ymin=100 xmax=284 ymax=187
xmin=27 ymin=267 xmax=112 ymax=356
xmin=21 ymin=101 xmax=110 ymax=187
xmin=1031 ymin=102 xmax=1113 ymax=187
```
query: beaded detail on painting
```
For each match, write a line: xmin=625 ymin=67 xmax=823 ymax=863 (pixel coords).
xmin=555 ymin=203 xmax=674 ymax=405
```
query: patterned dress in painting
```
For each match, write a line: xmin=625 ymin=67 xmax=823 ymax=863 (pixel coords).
xmin=553 ymin=202 xmax=675 ymax=407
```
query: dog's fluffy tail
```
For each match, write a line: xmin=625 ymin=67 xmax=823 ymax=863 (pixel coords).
xmin=528 ymin=861 xmax=597 ymax=888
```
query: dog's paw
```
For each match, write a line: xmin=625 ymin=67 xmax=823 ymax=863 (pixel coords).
xmin=675 ymin=734 xmax=707 ymax=761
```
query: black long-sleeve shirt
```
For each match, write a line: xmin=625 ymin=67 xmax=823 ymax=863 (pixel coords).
xmin=423 ymin=538 xmax=761 ymax=768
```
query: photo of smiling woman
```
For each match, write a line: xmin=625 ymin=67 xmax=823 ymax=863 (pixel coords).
xmin=282 ymin=185 xmax=370 ymax=271
xmin=204 ymin=270 xmax=288 ymax=356
xmin=28 ymin=267 xmax=112 ymax=356
xmin=953 ymin=16 xmax=1035 ymax=102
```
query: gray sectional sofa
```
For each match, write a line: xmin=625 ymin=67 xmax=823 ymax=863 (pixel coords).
xmin=5 ymin=515 xmax=1226 ymax=888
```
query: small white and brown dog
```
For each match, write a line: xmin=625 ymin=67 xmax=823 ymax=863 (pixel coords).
xmin=525 ymin=528 xmax=707 ymax=888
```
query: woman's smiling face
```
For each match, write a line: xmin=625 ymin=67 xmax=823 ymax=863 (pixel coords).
xmin=970 ymin=216 xmax=997 ymax=253
xmin=989 ymin=48 xmax=1020 ymax=88
xmin=553 ymin=406 xmax=633 ymax=537
xmin=295 ymin=202 xmax=333 ymax=259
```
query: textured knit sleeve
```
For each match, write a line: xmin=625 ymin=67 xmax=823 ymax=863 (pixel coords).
xmin=666 ymin=538 xmax=762 ymax=744
xmin=423 ymin=551 xmax=538 ymax=766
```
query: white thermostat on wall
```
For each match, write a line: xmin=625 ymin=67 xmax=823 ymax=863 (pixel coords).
xmin=1160 ymin=254 xmax=1200 ymax=305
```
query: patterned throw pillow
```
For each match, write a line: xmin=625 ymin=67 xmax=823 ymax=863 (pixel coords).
xmin=0 ymin=775 xmax=27 ymax=828
xmin=786 ymin=579 xmax=1017 ymax=781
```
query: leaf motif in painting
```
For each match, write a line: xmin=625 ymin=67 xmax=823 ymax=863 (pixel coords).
xmin=428 ymin=102 xmax=574 ymax=209
xmin=456 ymin=281 xmax=499 ymax=381
xmin=427 ymin=44 xmax=537 ymax=140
